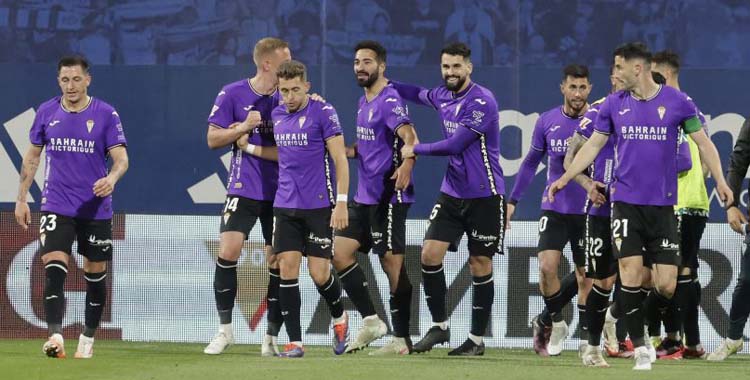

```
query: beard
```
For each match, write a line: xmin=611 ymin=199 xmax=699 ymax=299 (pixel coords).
xmin=444 ymin=74 xmax=466 ymax=91
xmin=566 ymin=98 xmax=585 ymax=114
xmin=356 ymin=70 xmax=379 ymax=88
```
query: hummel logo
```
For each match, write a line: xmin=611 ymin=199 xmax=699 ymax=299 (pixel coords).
xmin=550 ymin=125 xmax=561 ymax=132
xmin=49 ymin=120 xmax=61 ymax=127
xmin=618 ymin=109 xmax=631 ymax=115
xmin=474 ymin=98 xmax=487 ymax=105
xmin=322 ymin=105 xmax=333 ymax=110
xmin=385 ymin=98 xmax=397 ymax=102
xmin=243 ymin=105 xmax=254 ymax=111
xmin=45 ymin=295 xmax=58 ymax=300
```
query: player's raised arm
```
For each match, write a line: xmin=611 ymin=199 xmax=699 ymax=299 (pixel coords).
xmin=14 ymin=145 xmax=43 ymax=229
xmin=326 ymin=134 xmax=349 ymax=230
xmin=389 ymin=80 xmax=434 ymax=108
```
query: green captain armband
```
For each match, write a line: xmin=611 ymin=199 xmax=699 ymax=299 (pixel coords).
xmin=683 ymin=116 xmax=702 ymax=134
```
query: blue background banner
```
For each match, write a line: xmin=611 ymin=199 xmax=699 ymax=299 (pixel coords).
xmin=1 ymin=0 xmax=748 ymax=221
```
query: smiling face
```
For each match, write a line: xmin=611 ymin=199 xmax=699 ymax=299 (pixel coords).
xmin=354 ymin=48 xmax=384 ymax=88
xmin=58 ymin=65 xmax=91 ymax=107
xmin=441 ymin=53 xmax=472 ymax=91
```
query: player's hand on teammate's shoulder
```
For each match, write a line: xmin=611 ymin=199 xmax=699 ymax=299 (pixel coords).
xmin=93 ymin=176 xmax=117 ymax=197
xmin=401 ymin=144 xmax=415 ymax=159
xmin=345 ymin=143 xmax=358 ymax=159
xmin=331 ymin=201 xmax=348 ymax=230
xmin=726 ymin=206 xmax=747 ymax=234
xmin=14 ymin=201 xmax=31 ymax=230
xmin=310 ymin=93 xmax=326 ymax=103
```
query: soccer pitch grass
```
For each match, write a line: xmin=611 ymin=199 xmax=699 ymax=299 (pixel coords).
xmin=0 ymin=340 xmax=747 ymax=380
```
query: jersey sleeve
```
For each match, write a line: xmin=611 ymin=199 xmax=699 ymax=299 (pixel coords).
xmin=105 ymin=109 xmax=128 ymax=149
xmin=458 ymin=96 xmax=497 ymax=135
xmin=576 ymin=107 xmax=599 ymax=139
xmin=388 ymin=80 xmax=436 ymax=108
xmin=29 ymin=107 xmax=47 ymax=146
xmin=530 ymin=114 xmax=546 ymax=152
xmin=207 ymin=88 xmax=234 ymax=129
xmin=593 ymin=96 xmax=614 ymax=135
xmin=383 ymin=96 xmax=412 ymax=133
xmin=320 ymin=104 xmax=344 ymax=140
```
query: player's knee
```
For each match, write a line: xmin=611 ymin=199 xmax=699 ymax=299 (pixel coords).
xmin=265 ymin=250 xmax=278 ymax=268
xmin=331 ymin=250 xmax=355 ymax=271
xmin=42 ymin=251 xmax=68 ymax=266
xmin=468 ymin=256 xmax=492 ymax=276
xmin=308 ymin=267 xmax=330 ymax=286
xmin=538 ymin=260 xmax=558 ymax=280
xmin=420 ymin=250 xmax=442 ymax=266
xmin=83 ymin=260 xmax=107 ymax=273
xmin=655 ymin=282 xmax=676 ymax=299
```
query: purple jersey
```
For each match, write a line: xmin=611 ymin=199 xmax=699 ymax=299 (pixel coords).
xmin=577 ymin=98 xmax=615 ymax=217
xmin=354 ymin=86 xmax=415 ymax=205
xmin=593 ymin=85 xmax=699 ymax=206
xmin=208 ymin=79 xmax=280 ymax=201
xmin=30 ymin=97 xmax=127 ymax=219
xmin=526 ymin=106 xmax=588 ymax=214
xmin=414 ymin=82 xmax=505 ymax=199
xmin=272 ymin=99 xmax=344 ymax=209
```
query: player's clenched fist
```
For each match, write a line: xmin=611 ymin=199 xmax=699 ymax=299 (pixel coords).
xmin=238 ymin=110 xmax=262 ymax=133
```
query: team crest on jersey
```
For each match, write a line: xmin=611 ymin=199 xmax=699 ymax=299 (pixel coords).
xmin=368 ymin=108 xmax=374 ymax=122
xmin=298 ymin=116 xmax=306 ymax=128
xmin=86 ymin=119 xmax=95 ymax=133
xmin=658 ymin=106 xmax=666 ymax=120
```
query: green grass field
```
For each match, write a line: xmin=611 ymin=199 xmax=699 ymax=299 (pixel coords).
xmin=0 ymin=340 xmax=747 ymax=380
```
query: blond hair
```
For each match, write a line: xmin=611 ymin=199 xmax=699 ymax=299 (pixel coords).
xmin=253 ymin=37 xmax=289 ymax=66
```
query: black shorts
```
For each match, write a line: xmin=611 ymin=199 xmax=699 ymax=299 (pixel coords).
xmin=679 ymin=214 xmax=707 ymax=270
xmin=219 ymin=196 xmax=273 ymax=245
xmin=537 ymin=210 xmax=586 ymax=267
xmin=38 ymin=212 xmax=112 ymax=262
xmin=611 ymin=202 xmax=680 ymax=266
xmin=336 ymin=202 xmax=410 ymax=256
xmin=585 ymin=215 xmax=617 ymax=279
xmin=424 ymin=193 xmax=505 ymax=257
xmin=272 ymin=207 xmax=333 ymax=259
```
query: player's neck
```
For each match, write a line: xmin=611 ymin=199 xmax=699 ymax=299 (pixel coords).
xmin=668 ymin=79 xmax=680 ymax=91
xmin=364 ymin=77 xmax=388 ymax=101
xmin=631 ymin=79 xmax=660 ymax=100
xmin=563 ymin=102 xmax=588 ymax=118
xmin=455 ymin=79 xmax=472 ymax=94
xmin=249 ymin=74 xmax=277 ymax=95
xmin=62 ymin=95 xmax=91 ymax=113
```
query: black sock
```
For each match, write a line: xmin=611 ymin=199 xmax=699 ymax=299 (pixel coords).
xmin=539 ymin=308 xmax=552 ymax=327
xmin=587 ymin=284 xmax=612 ymax=346
xmin=668 ymin=275 xmax=692 ymax=339
xmin=578 ymin=304 xmax=588 ymax=341
xmin=543 ymin=290 xmax=565 ymax=323
xmin=338 ymin=263 xmax=376 ymax=318
xmin=621 ymin=285 xmax=645 ymax=347
xmin=422 ymin=263 xmax=447 ymax=323
xmin=642 ymin=288 xmax=662 ymax=337
xmin=83 ymin=271 xmax=107 ymax=338
xmin=279 ymin=278 xmax=302 ymax=342
xmin=613 ymin=281 xmax=627 ymax=342
xmin=470 ymin=273 xmax=493 ymax=337
xmin=390 ymin=266 xmax=412 ymax=338
xmin=266 ymin=268 xmax=282 ymax=336
xmin=316 ymin=274 xmax=344 ymax=319
xmin=44 ymin=261 xmax=67 ymax=336
xmin=680 ymin=277 xmax=701 ymax=346
xmin=543 ymin=271 xmax=578 ymax=323
xmin=214 ymin=258 xmax=237 ymax=324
